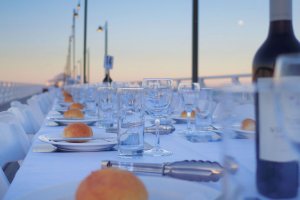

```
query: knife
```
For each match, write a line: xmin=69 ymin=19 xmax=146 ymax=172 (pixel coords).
xmin=101 ymin=160 xmax=224 ymax=182
xmin=106 ymin=125 xmax=175 ymax=135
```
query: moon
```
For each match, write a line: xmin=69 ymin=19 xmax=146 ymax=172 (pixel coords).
xmin=237 ymin=20 xmax=245 ymax=26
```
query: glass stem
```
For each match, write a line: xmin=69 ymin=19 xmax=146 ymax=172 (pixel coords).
xmin=187 ymin=111 xmax=191 ymax=131
xmin=155 ymin=118 xmax=160 ymax=150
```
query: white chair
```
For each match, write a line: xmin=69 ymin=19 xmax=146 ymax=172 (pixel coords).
xmin=0 ymin=112 xmax=30 ymax=199
xmin=9 ymin=101 xmax=40 ymax=134
xmin=0 ymin=111 xmax=30 ymax=169
xmin=8 ymin=107 xmax=35 ymax=140
xmin=0 ymin=168 xmax=9 ymax=200
xmin=27 ymin=98 xmax=45 ymax=128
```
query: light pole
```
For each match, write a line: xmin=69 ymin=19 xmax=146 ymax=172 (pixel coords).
xmin=87 ymin=48 xmax=90 ymax=82
xmin=66 ymin=36 xmax=72 ymax=80
xmin=72 ymin=9 xmax=78 ymax=81
xmin=192 ymin=0 xmax=198 ymax=83
xmin=77 ymin=60 xmax=82 ymax=83
xmin=97 ymin=21 xmax=112 ymax=83
xmin=83 ymin=0 xmax=88 ymax=83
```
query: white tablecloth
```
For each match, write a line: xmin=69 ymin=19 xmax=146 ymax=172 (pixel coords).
xmin=4 ymin=121 xmax=255 ymax=200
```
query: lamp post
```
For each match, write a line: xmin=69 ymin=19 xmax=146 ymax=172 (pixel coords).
xmin=87 ymin=48 xmax=90 ymax=82
xmin=83 ymin=0 xmax=88 ymax=83
xmin=66 ymin=36 xmax=72 ymax=81
xmin=72 ymin=9 xmax=78 ymax=81
xmin=97 ymin=21 xmax=112 ymax=83
xmin=77 ymin=1 xmax=81 ymax=10
xmin=77 ymin=60 xmax=82 ymax=84
xmin=192 ymin=0 xmax=198 ymax=83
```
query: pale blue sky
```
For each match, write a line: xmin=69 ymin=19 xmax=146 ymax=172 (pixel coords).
xmin=0 ymin=0 xmax=299 ymax=84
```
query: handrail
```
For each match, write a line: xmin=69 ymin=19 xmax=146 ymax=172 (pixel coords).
xmin=173 ymin=73 xmax=252 ymax=87
xmin=0 ymin=81 xmax=44 ymax=105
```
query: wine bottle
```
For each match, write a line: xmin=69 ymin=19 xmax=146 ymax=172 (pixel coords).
xmin=253 ymin=0 xmax=300 ymax=198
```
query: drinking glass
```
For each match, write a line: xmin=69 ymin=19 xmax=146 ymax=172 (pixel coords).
xmin=96 ymin=84 xmax=117 ymax=129
xmin=178 ymin=82 xmax=200 ymax=133
xmin=216 ymin=85 xmax=257 ymax=199
xmin=195 ymin=88 xmax=214 ymax=131
xmin=143 ymin=78 xmax=173 ymax=156
xmin=273 ymin=54 xmax=300 ymax=198
xmin=117 ymin=87 xmax=144 ymax=157
xmin=82 ymin=84 xmax=97 ymax=116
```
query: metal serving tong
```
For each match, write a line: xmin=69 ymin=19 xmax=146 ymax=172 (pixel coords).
xmin=101 ymin=160 xmax=223 ymax=182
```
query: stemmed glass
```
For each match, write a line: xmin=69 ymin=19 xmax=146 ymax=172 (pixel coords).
xmin=143 ymin=78 xmax=173 ymax=156
xmin=178 ymin=82 xmax=200 ymax=134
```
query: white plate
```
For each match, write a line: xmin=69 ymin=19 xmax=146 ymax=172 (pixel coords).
xmin=16 ymin=176 xmax=220 ymax=200
xmin=53 ymin=107 xmax=68 ymax=112
xmin=52 ymin=117 xmax=98 ymax=126
xmin=233 ymin=126 xmax=255 ymax=139
xmin=38 ymin=133 xmax=117 ymax=152
xmin=172 ymin=116 xmax=195 ymax=124
xmin=57 ymin=102 xmax=72 ymax=107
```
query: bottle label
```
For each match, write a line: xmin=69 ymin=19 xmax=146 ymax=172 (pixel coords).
xmin=270 ymin=0 xmax=292 ymax=21
xmin=258 ymin=78 xmax=297 ymax=162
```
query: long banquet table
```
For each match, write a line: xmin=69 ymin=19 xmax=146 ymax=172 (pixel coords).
xmin=3 ymin=116 xmax=256 ymax=199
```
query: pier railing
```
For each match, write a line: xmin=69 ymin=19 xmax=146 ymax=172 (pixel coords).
xmin=0 ymin=81 xmax=44 ymax=105
xmin=174 ymin=73 xmax=252 ymax=87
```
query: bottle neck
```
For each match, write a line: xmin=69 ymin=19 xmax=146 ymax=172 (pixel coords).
xmin=268 ymin=20 xmax=295 ymax=36
xmin=270 ymin=0 xmax=292 ymax=22
xmin=268 ymin=0 xmax=295 ymax=36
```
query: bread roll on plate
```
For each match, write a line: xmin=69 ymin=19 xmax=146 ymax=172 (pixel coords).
xmin=70 ymin=103 xmax=84 ymax=110
xmin=181 ymin=110 xmax=195 ymax=118
xmin=64 ymin=96 xmax=74 ymax=103
xmin=63 ymin=91 xmax=72 ymax=98
xmin=76 ymin=168 xmax=148 ymax=200
xmin=241 ymin=118 xmax=255 ymax=131
xmin=63 ymin=123 xmax=93 ymax=143
xmin=64 ymin=109 xmax=84 ymax=119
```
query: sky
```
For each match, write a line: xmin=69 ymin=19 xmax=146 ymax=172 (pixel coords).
xmin=0 ymin=0 xmax=299 ymax=84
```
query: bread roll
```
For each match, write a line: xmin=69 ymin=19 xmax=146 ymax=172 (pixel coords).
xmin=241 ymin=118 xmax=255 ymax=131
xmin=64 ymin=109 xmax=84 ymax=119
xmin=64 ymin=96 xmax=74 ymax=103
xmin=76 ymin=168 xmax=148 ymax=200
xmin=64 ymin=123 xmax=93 ymax=138
xmin=63 ymin=90 xmax=72 ymax=98
xmin=181 ymin=110 xmax=195 ymax=118
xmin=70 ymin=103 xmax=84 ymax=110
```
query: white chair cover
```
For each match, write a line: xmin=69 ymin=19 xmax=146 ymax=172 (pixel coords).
xmin=0 ymin=112 xmax=30 ymax=168
xmin=0 ymin=168 xmax=9 ymax=200
xmin=26 ymin=98 xmax=45 ymax=128
xmin=9 ymin=101 xmax=40 ymax=133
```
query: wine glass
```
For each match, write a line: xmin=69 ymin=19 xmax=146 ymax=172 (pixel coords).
xmin=178 ymin=82 xmax=200 ymax=134
xmin=143 ymin=78 xmax=173 ymax=156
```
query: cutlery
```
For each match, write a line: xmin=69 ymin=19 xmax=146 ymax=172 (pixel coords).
xmin=48 ymin=137 xmax=116 ymax=142
xmin=101 ymin=160 xmax=223 ymax=182
xmin=106 ymin=125 xmax=175 ymax=135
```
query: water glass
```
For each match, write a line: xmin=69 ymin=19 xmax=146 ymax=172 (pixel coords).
xmin=117 ymin=87 xmax=144 ymax=157
xmin=96 ymin=84 xmax=117 ymax=129
xmin=83 ymin=84 xmax=97 ymax=116
xmin=273 ymin=54 xmax=300 ymax=199
xmin=216 ymin=85 xmax=258 ymax=199
xmin=195 ymin=88 xmax=214 ymax=131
